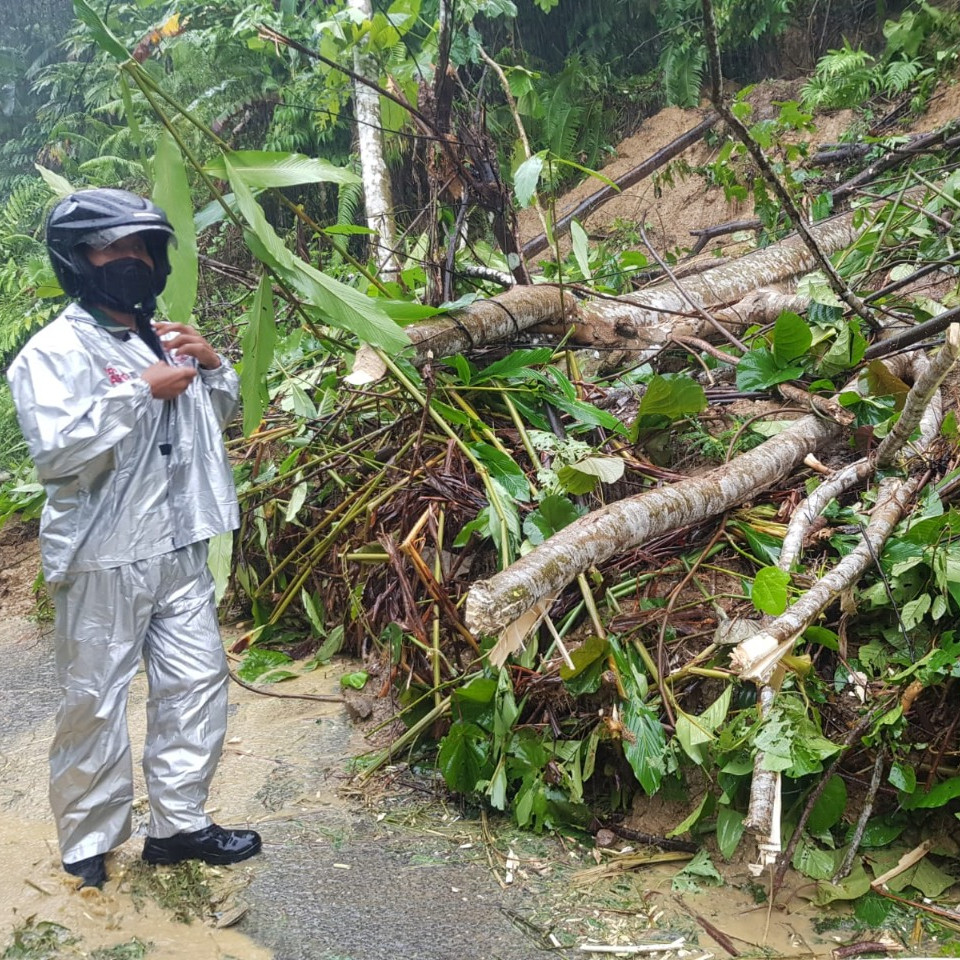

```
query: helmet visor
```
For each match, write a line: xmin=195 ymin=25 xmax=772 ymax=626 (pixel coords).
xmin=82 ymin=223 xmax=177 ymax=250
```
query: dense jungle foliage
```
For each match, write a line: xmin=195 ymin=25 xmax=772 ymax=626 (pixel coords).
xmin=8 ymin=0 xmax=960 ymax=931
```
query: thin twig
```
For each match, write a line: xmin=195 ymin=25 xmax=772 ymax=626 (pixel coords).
xmin=833 ymin=746 xmax=886 ymax=883
xmin=229 ymin=669 xmax=344 ymax=703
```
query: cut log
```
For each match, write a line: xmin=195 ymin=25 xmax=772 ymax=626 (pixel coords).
xmin=464 ymin=413 xmax=842 ymax=636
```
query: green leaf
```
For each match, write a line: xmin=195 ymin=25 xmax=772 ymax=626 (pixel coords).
xmin=716 ymin=806 xmax=745 ymax=860
xmin=796 ymin=271 xmax=845 ymax=309
xmin=238 ymin=648 xmax=296 ymax=684
xmin=73 ymin=0 xmax=130 ymax=60
xmin=560 ymin=635 xmax=609 ymax=696
xmin=804 ymin=625 xmax=839 ymax=650
xmin=523 ymin=495 xmax=581 ymax=545
xmin=452 ymin=676 xmax=498 ymax=728
xmin=514 ymin=151 xmax=546 ymax=208
xmin=621 ymin=699 xmax=666 ymax=795
xmin=638 ymin=375 xmax=707 ymax=420
xmin=225 ymin=155 xmax=406 ymax=352
xmin=675 ymin=686 xmax=732 ymax=765
xmin=207 ymin=531 xmax=233 ymax=604
xmin=469 ymin=442 xmax=530 ymax=501
xmin=820 ymin=322 xmax=867 ymax=375
xmin=752 ymin=566 xmax=790 ymax=615
xmin=902 ymin=775 xmax=960 ymax=809
xmin=808 ymin=775 xmax=847 ymax=833
xmin=887 ymin=762 xmax=917 ymax=793
xmin=153 ymin=132 xmax=198 ymax=326
xmin=793 ymin=838 xmax=842 ymax=880
xmin=438 ymin=722 xmax=491 ymax=793
xmin=773 ymin=311 xmax=813 ymax=365
xmin=815 ymin=861 xmax=873 ymax=904
xmin=570 ymin=219 xmax=592 ymax=280
xmin=556 ymin=464 xmax=598 ymax=495
xmin=736 ymin=349 xmax=803 ymax=391
xmin=474 ymin=347 xmax=554 ymax=383
xmin=35 ymin=164 xmax=74 ymax=199
xmin=672 ymin=849 xmax=722 ymax=891
xmin=240 ymin=275 xmax=277 ymax=436
xmin=340 ymin=671 xmax=369 ymax=690
xmin=206 ymin=151 xmax=360 ymax=188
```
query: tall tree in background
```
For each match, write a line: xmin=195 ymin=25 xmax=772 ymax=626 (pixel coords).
xmin=347 ymin=0 xmax=399 ymax=281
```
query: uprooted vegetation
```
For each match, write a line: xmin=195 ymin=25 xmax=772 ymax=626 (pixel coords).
xmin=7 ymin=0 xmax=960 ymax=936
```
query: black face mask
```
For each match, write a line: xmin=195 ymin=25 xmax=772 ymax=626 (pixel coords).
xmin=85 ymin=257 xmax=156 ymax=313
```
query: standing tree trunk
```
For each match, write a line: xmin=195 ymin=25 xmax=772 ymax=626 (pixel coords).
xmin=348 ymin=0 xmax=399 ymax=281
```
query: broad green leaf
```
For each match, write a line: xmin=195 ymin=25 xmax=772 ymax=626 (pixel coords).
xmin=225 ymin=155 xmax=407 ymax=352
xmin=570 ymin=220 xmax=592 ymax=280
xmin=153 ymin=132 xmax=198 ymax=325
xmin=285 ymin=482 xmax=308 ymax=522
xmin=452 ymin=676 xmax=498 ymax=728
xmin=73 ymin=0 xmax=130 ymax=60
xmin=570 ymin=456 xmax=624 ymax=483
xmin=240 ymin=275 xmax=277 ymax=436
xmin=808 ymin=774 xmax=847 ymax=833
xmin=35 ymin=164 xmax=73 ymax=199
xmin=514 ymin=151 xmax=546 ymax=208
xmin=773 ymin=311 xmax=812 ymax=365
xmin=804 ymin=625 xmax=839 ymax=650
xmin=814 ymin=861 xmax=872 ymax=904
xmin=621 ymin=699 xmax=666 ymax=795
xmin=859 ymin=816 xmax=905 ymax=848
xmin=238 ymin=648 xmax=296 ymax=684
xmin=716 ymin=806 xmax=745 ymax=860
xmin=671 ymin=848 xmax=722 ymax=890
xmin=523 ymin=495 xmax=580 ymax=545
xmin=556 ymin=464 xmax=598 ymax=495
xmin=752 ymin=566 xmax=790 ymax=615
xmin=301 ymin=588 xmax=325 ymax=634
xmin=438 ymin=722 xmax=491 ymax=793
xmin=736 ymin=349 xmax=803 ymax=391
xmin=888 ymin=761 xmax=916 ymax=794
xmin=474 ymin=348 xmax=554 ymax=383
xmin=676 ymin=686 xmax=732 ymax=765
xmin=548 ymin=395 xmax=628 ymax=434
xmin=207 ymin=531 xmax=233 ymax=604
xmin=206 ymin=150 xmax=360 ymax=188
xmin=902 ymin=775 xmax=960 ymax=809
xmin=820 ymin=322 xmax=867 ymax=375
xmin=560 ymin=635 xmax=609 ymax=696
xmin=796 ymin=271 xmax=845 ymax=309
xmin=340 ymin=671 xmax=369 ymax=690
xmin=668 ymin=792 xmax=711 ymax=839
xmin=638 ymin=375 xmax=707 ymax=420
xmin=469 ymin=442 xmax=530 ymax=502
xmin=793 ymin=838 xmax=842 ymax=880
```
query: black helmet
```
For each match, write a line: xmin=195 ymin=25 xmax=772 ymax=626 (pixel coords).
xmin=46 ymin=188 xmax=175 ymax=305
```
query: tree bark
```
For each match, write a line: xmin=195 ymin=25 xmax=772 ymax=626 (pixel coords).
xmin=348 ymin=0 xmax=400 ymax=280
xmin=464 ymin=413 xmax=842 ymax=636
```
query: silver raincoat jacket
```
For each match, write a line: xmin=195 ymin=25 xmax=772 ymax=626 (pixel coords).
xmin=7 ymin=304 xmax=240 ymax=580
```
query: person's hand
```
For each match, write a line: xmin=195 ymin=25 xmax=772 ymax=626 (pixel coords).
xmin=141 ymin=362 xmax=197 ymax=400
xmin=154 ymin=322 xmax=221 ymax=370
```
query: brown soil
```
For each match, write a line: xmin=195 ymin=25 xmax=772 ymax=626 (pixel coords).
xmin=520 ymin=76 xmax=960 ymax=262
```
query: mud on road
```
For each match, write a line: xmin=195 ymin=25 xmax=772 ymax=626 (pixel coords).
xmin=0 ymin=532 xmax=835 ymax=960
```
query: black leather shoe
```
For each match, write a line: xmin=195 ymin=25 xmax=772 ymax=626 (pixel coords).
xmin=63 ymin=854 xmax=107 ymax=888
xmin=142 ymin=824 xmax=262 ymax=866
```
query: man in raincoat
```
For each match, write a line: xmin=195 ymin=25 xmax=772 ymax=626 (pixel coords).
xmin=7 ymin=188 xmax=261 ymax=888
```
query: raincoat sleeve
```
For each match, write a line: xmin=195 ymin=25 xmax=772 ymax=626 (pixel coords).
xmin=198 ymin=357 xmax=240 ymax=430
xmin=7 ymin=346 xmax=155 ymax=483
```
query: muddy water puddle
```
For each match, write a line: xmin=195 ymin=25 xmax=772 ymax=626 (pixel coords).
xmin=0 ymin=615 xmax=867 ymax=959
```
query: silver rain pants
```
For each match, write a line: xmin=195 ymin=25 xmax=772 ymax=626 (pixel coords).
xmin=49 ymin=540 xmax=228 ymax=863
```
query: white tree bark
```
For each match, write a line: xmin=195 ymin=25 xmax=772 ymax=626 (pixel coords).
xmin=465 ymin=413 xmax=842 ymax=635
xmin=349 ymin=0 xmax=399 ymax=280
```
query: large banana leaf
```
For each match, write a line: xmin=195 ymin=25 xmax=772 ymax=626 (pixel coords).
xmin=153 ymin=132 xmax=198 ymax=325
xmin=223 ymin=155 xmax=407 ymax=353
xmin=240 ymin=274 xmax=277 ymax=437
xmin=206 ymin=151 xmax=360 ymax=189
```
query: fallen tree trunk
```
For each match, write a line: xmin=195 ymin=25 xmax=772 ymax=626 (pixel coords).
xmin=521 ymin=113 xmax=719 ymax=260
xmin=346 ymin=285 xmax=579 ymax=384
xmin=352 ymin=209 xmax=864 ymax=381
xmin=464 ymin=413 xmax=842 ymax=636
